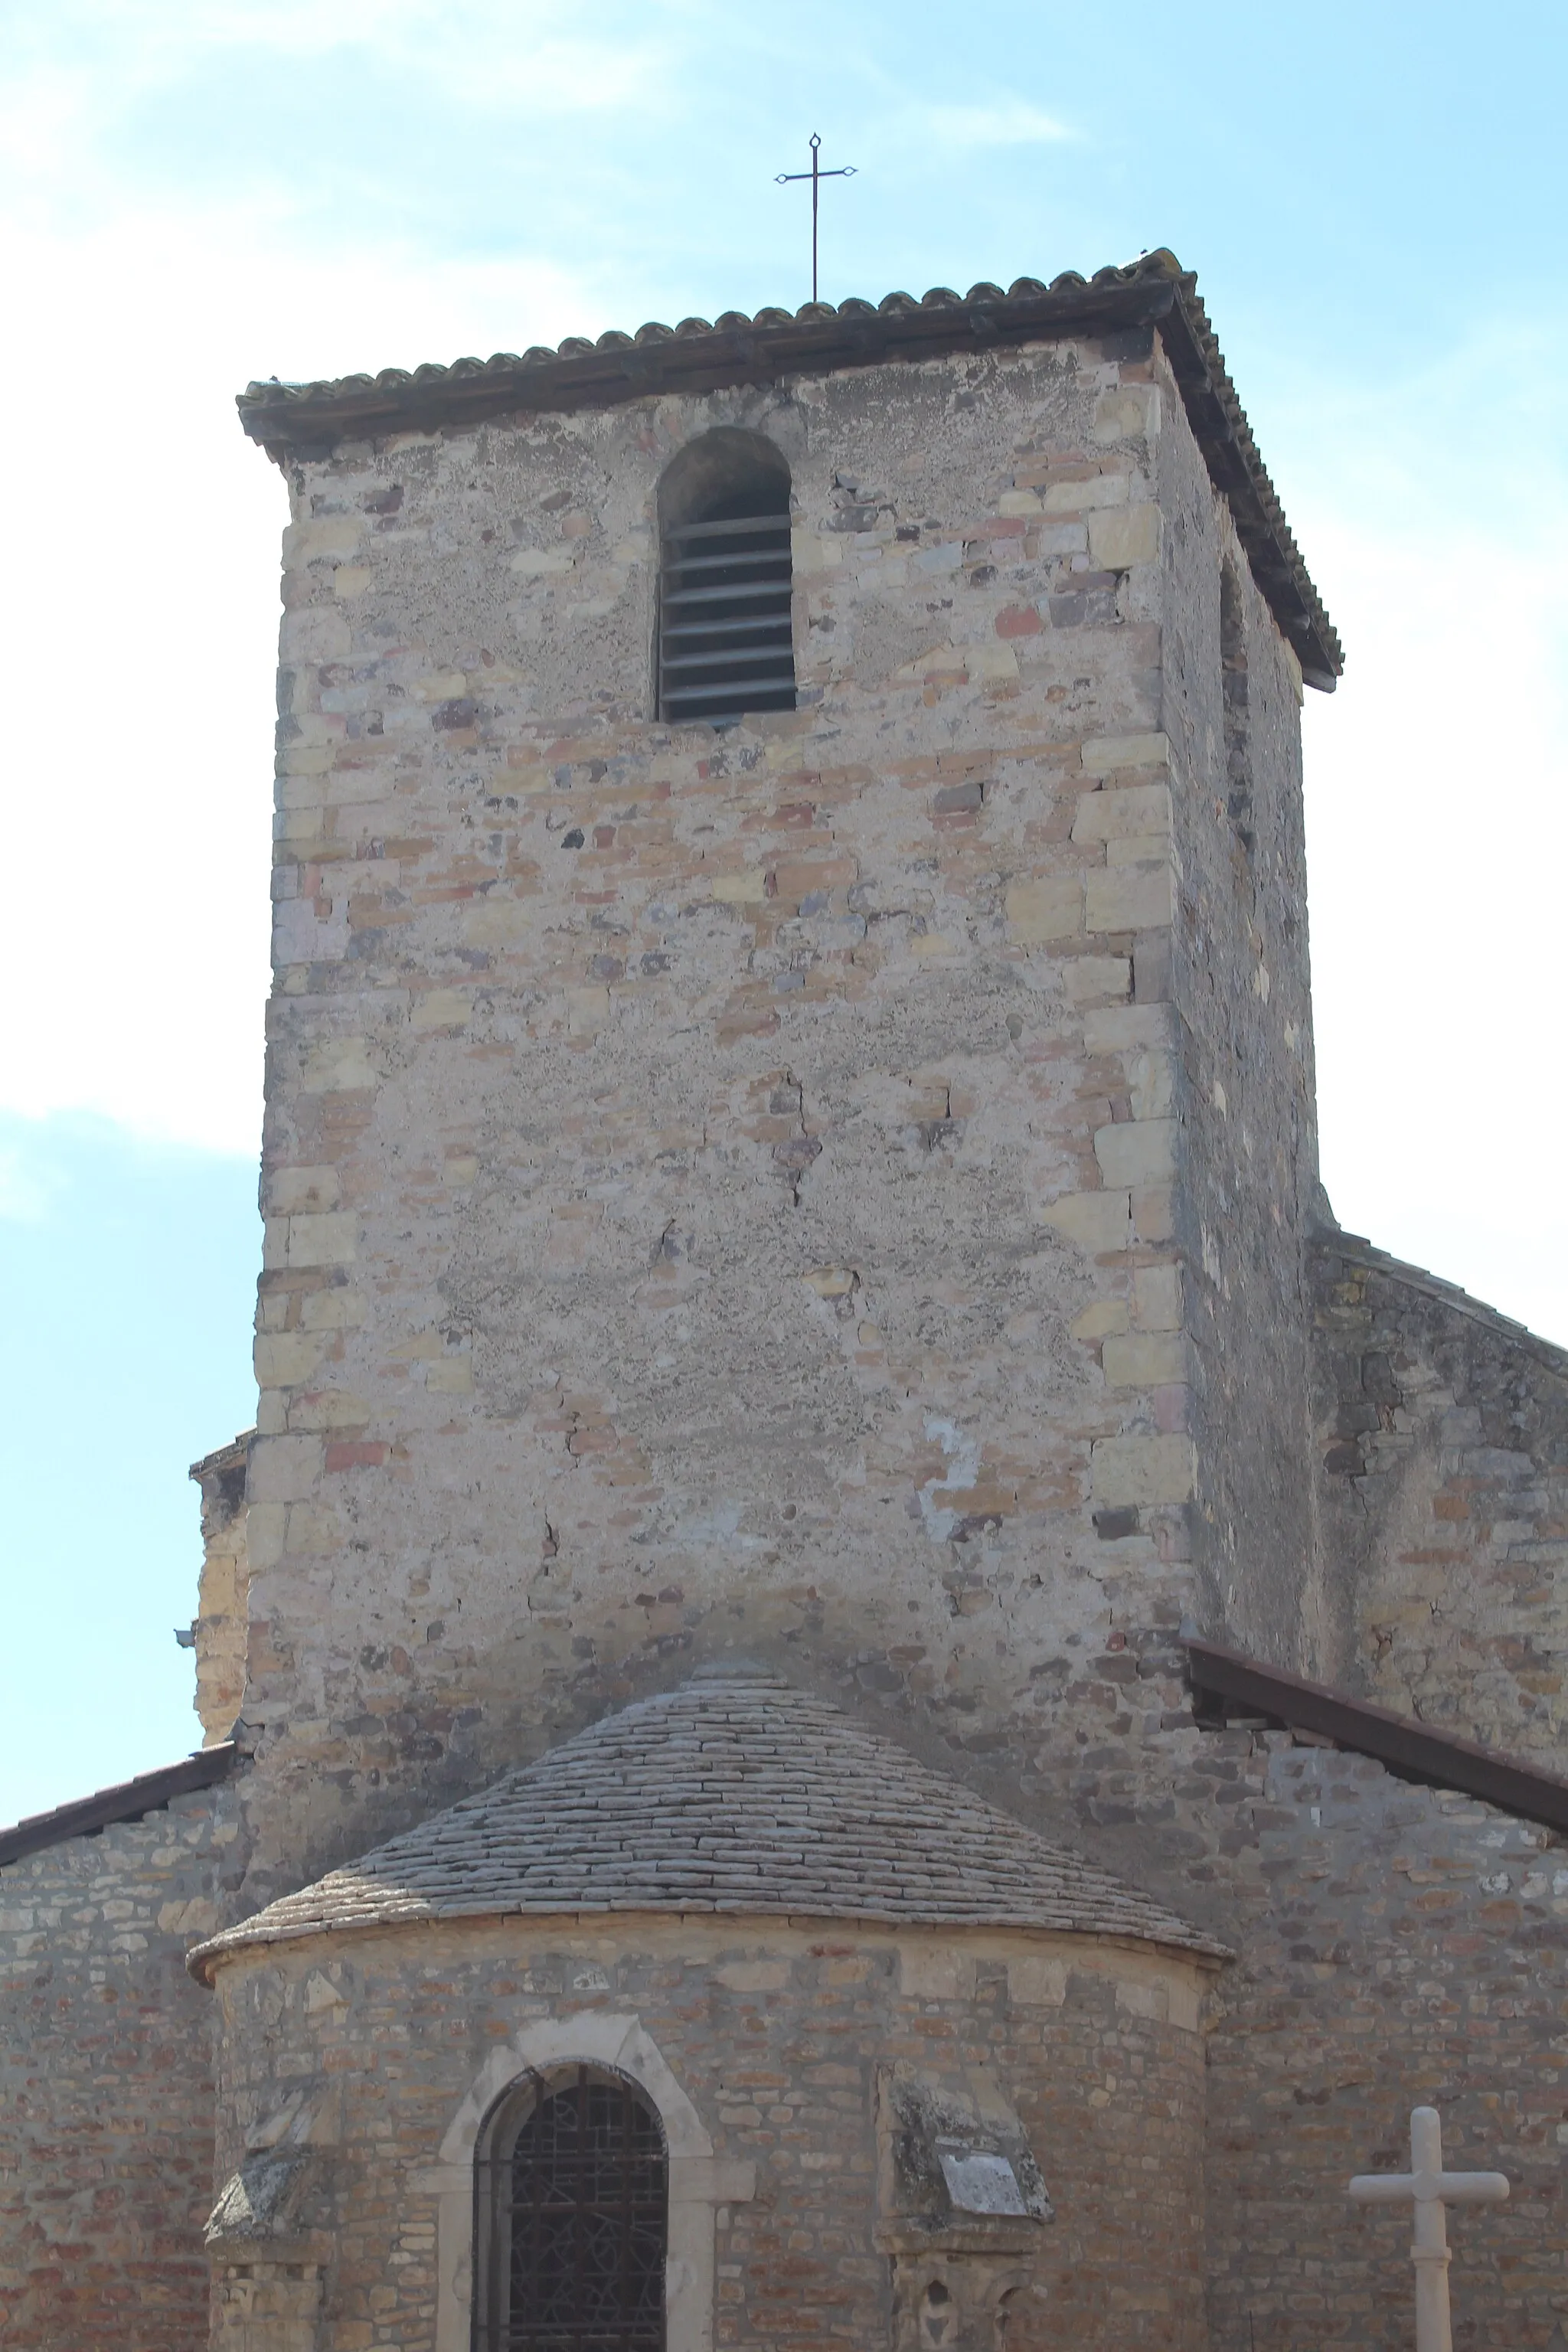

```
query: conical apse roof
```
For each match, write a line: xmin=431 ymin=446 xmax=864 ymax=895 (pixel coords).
xmin=188 ymin=1671 xmax=1227 ymax=1979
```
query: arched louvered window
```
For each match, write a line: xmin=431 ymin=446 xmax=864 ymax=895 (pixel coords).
xmin=656 ymin=426 xmax=795 ymax=724
xmin=474 ymin=2064 xmax=668 ymax=2352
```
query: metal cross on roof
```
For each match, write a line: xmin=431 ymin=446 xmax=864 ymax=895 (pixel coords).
xmin=775 ymin=133 xmax=857 ymax=305
xmin=1348 ymin=2105 xmax=1509 ymax=2352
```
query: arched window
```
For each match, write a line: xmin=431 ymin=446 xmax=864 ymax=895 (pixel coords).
xmin=656 ymin=427 xmax=795 ymax=725
xmin=474 ymin=2063 xmax=668 ymax=2352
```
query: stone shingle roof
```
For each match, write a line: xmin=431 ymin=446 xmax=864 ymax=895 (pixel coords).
xmin=234 ymin=249 xmax=1341 ymax=691
xmin=188 ymin=1672 xmax=1226 ymax=1981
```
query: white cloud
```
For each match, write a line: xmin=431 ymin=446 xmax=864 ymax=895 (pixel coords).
xmin=1283 ymin=330 xmax=1568 ymax=1341
xmin=0 ymin=207 xmax=603 ymax=1155
xmin=918 ymin=101 xmax=1073 ymax=150
xmin=0 ymin=1142 xmax=56 ymax=1223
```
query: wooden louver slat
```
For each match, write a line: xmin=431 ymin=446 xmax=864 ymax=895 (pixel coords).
xmin=658 ymin=513 xmax=795 ymax=724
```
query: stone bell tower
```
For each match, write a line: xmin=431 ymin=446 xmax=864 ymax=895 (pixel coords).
xmin=231 ymin=250 xmax=1341 ymax=1905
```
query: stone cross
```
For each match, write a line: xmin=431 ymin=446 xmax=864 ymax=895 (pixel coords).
xmin=1348 ymin=2105 xmax=1508 ymax=2352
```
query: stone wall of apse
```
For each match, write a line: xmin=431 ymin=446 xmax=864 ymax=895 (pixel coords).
xmin=208 ymin=1917 xmax=1210 ymax=2352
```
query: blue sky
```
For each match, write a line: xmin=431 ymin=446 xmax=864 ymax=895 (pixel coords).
xmin=2 ymin=0 xmax=1564 ymax=1821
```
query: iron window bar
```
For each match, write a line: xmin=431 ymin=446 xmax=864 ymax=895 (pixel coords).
xmin=474 ymin=2065 xmax=668 ymax=2352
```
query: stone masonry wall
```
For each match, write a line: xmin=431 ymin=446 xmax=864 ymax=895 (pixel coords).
xmin=206 ymin=1917 xmax=1211 ymax=2352
xmin=1308 ymin=1229 xmax=1568 ymax=1764
xmin=0 ymin=1787 xmax=236 ymax=2350
xmin=1200 ymin=1721 xmax=1566 ymax=2352
xmin=193 ymin=1434 xmax=254 ymax=1746
xmin=240 ymin=328 xmax=1249 ymax=1900
xmin=1156 ymin=392 xmax=1322 ymax=1670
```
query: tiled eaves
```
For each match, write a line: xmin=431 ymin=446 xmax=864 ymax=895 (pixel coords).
xmin=0 ymin=1743 xmax=237 ymax=1871
xmin=235 ymin=249 xmax=1342 ymax=692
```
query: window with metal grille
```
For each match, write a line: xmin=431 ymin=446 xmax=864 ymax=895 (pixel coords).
xmin=656 ymin=426 xmax=795 ymax=726
xmin=473 ymin=2064 xmax=668 ymax=2352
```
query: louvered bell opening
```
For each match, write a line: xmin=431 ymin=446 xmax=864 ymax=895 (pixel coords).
xmin=658 ymin=511 xmax=795 ymax=724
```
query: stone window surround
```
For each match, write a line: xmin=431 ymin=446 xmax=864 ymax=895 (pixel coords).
xmin=414 ymin=2011 xmax=756 ymax=2352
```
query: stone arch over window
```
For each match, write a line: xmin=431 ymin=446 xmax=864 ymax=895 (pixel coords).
xmin=655 ymin=427 xmax=795 ymax=725
xmin=473 ymin=2062 xmax=668 ymax=2352
xmin=423 ymin=2012 xmax=756 ymax=2352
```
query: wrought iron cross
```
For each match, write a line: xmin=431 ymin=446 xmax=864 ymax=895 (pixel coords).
xmin=775 ymin=133 xmax=857 ymax=305
xmin=1349 ymin=2105 xmax=1508 ymax=2352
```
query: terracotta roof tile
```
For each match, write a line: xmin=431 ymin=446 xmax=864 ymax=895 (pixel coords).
xmin=234 ymin=249 xmax=1340 ymax=690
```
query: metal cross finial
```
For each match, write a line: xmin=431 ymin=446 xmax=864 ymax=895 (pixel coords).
xmin=1349 ymin=2105 xmax=1509 ymax=2352
xmin=775 ymin=132 xmax=857 ymax=305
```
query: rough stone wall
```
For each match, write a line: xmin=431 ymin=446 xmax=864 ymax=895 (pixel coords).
xmin=206 ymin=1918 xmax=1210 ymax=2352
xmin=1155 ymin=362 xmax=1321 ymax=1667
xmin=241 ymin=328 xmax=1233 ymax=1898
xmin=1200 ymin=1723 xmax=1566 ymax=2352
xmin=192 ymin=1434 xmax=254 ymax=1745
xmin=0 ymin=1788 xmax=234 ymax=2350
xmin=1308 ymin=1230 xmax=1568 ymax=1762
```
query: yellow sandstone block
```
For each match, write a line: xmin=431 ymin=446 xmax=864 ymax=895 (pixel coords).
xmin=1044 ymin=1191 xmax=1132 ymax=1253
xmin=1063 ymin=956 xmax=1131 ymax=1003
xmin=465 ymin=899 xmax=535 ymax=948
xmin=1102 ymin=1331 xmax=1187 ymax=1387
xmin=282 ymin=516 xmax=362 ymax=569
xmin=1134 ymin=1262 xmax=1183 ymax=1330
xmin=266 ymin=1165 xmax=341 ymax=1214
xmin=285 ymin=1211 xmax=358 ymax=1268
xmin=1070 ymin=1300 xmax=1131 ymax=1340
xmin=411 ymin=988 xmax=470 ymax=1031
xmin=1080 ymin=730 xmax=1169 ymax=775
xmin=1008 ymin=1955 xmax=1070 ymax=2007
xmin=1094 ymin=1119 xmax=1178 ymax=1187
xmin=1089 ymin=503 xmax=1161 ymax=568
xmin=1086 ymin=866 xmax=1175 ymax=933
xmin=426 ymin=1360 xmax=475 ymax=1393
xmin=710 ymin=870 xmax=769 ymax=904
xmin=1083 ymin=1004 xmax=1175 ymax=1053
xmin=1005 ymin=877 xmax=1083 ymax=943
xmin=1042 ymin=473 xmax=1129 ymax=512
xmin=286 ymin=1503 xmax=341 ymax=1554
xmin=1071 ymin=784 xmax=1171 ymax=842
xmin=1091 ymin=387 xmax=1157 ymax=444
xmin=254 ymin=1333 xmax=328 ymax=1388
xmin=1107 ymin=835 xmax=1172 ymax=867
xmin=967 ymin=642 xmax=1019 ymax=681
xmin=300 ymin=1285 xmax=368 ymax=1331
xmin=1129 ymin=1049 xmax=1177 ymax=1121
xmin=289 ymin=1390 xmax=371 ymax=1431
xmin=299 ymin=1037 xmax=377 ymax=1093
xmin=1090 ymin=1432 xmax=1195 ymax=1506
xmin=245 ymin=1501 xmax=288 ymax=1568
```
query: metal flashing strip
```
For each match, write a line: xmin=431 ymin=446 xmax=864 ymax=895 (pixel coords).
xmin=0 ymin=1743 xmax=238 ymax=1870
xmin=1182 ymin=1636 xmax=1568 ymax=1835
